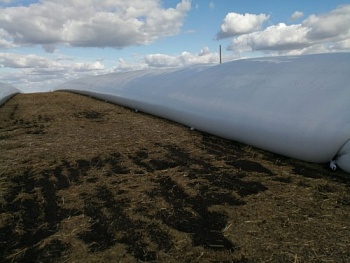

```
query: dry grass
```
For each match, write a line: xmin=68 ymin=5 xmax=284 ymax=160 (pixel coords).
xmin=0 ymin=92 xmax=349 ymax=263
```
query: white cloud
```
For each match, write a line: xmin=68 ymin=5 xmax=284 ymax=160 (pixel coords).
xmin=332 ymin=39 xmax=350 ymax=50
xmin=303 ymin=5 xmax=350 ymax=41
xmin=0 ymin=53 xmax=52 ymax=68
xmin=216 ymin=12 xmax=270 ymax=39
xmin=0 ymin=52 xmax=106 ymax=90
xmin=143 ymin=47 xmax=219 ymax=68
xmin=112 ymin=58 xmax=148 ymax=72
xmin=0 ymin=28 xmax=15 ymax=48
xmin=116 ymin=48 xmax=220 ymax=71
xmin=0 ymin=52 xmax=104 ymax=71
xmin=144 ymin=54 xmax=180 ymax=68
xmin=0 ymin=0 xmax=191 ymax=50
xmin=291 ymin=11 xmax=304 ymax=20
xmin=73 ymin=61 xmax=105 ymax=72
xmin=199 ymin=46 xmax=210 ymax=56
xmin=229 ymin=23 xmax=309 ymax=53
xmin=227 ymin=5 xmax=350 ymax=56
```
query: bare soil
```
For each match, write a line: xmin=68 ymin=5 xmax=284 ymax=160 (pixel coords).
xmin=0 ymin=92 xmax=349 ymax=263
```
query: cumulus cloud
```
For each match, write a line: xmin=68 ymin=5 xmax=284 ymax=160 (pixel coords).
xmin=303 ymin=5 xmax=350 ymax=41
xmin=291 ymin=11 xmax=304 ymax=20
xmin=111 ymin=47 xmax=222 ymax=73
xmin=227 ymin=5 xmax=350 ymax=56
xmin=0 ymin=52 xmax=106 ymax=90
xmin=0 ymin=52 xmax=105 ymax=71
xmin=229 ymin=23 xmax=309 ymax=53
xmin=332 ymin=39 xmax=350 ymax=50
xmin=0 ymin=0 xmax=191 ymax=50
xmin=216 ymin=12 xmax=270 ymax=39
xmin=112 ymin=58 xmax=148 ymax=72
xmin=0 ymin=28 xmax=15 ymax=48
xmin=144 ymin=54 xmax=180 ymax=68
xmin=0 ymin=53 xmax=54 ymax=68
xmin=143 ymin=47 xmax=219 ymax=68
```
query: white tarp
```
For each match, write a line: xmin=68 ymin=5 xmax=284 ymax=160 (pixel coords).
xmin=0 ymin=82 xmax=20 ymax=106
xmin=55 ymin=53 xmax=350 ymax=173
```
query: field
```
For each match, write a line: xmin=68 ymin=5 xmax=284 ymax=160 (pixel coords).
xmin=1 ymin=92 xmax=349 ymax=263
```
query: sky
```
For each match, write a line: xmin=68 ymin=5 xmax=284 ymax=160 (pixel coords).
xmin=0 ymin=0 xmax=350 ymax=92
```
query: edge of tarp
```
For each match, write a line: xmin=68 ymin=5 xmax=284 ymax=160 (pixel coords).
xmin=0 ymin=83 xmax=21 ymax=107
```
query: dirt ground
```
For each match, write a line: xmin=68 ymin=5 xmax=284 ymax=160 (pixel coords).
xmin=0 ymin=91 xmax=349 ymax=263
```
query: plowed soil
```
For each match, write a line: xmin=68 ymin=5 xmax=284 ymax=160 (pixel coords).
xmin=0 ymin=92 xmax=349 ymax=263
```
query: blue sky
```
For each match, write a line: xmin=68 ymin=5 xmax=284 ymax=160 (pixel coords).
xmin=0 ymin=0 xmax=350 ymax=92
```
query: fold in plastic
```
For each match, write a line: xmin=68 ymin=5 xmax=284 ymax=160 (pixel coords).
xmin=50 ymin=53 xmax=348 ymax=173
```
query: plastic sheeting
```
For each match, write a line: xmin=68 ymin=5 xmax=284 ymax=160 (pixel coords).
xmin=55 ymin=53 xmax=350 ymax=173
xmin=0 ymin=83 xmax=20 ymax=106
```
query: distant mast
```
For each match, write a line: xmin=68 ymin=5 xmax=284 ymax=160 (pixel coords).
xmin=219 ymin=45 xmax=222 ymax=64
